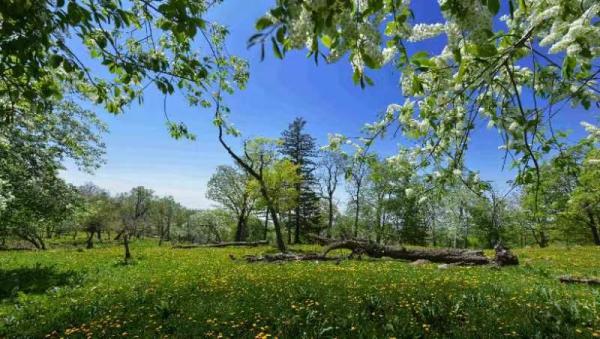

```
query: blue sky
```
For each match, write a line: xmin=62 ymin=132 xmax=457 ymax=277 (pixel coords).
xmin=61 ymin=0 xmax=594 ymax=209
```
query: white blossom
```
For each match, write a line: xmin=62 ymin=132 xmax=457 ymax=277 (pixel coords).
xmin=408 ymin=23 xmax=445 ymax=42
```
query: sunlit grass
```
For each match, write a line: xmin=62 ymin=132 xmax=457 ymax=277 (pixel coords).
xmin=0 ymin=242 xmax=599 ymax=338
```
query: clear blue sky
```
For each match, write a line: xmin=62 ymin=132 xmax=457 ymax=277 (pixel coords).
xmin=61 ymin=0 xmax=593 ymax=209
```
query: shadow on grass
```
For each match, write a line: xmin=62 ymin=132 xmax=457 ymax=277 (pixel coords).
xmin=0 ymin=264 xmax=80 ymax=300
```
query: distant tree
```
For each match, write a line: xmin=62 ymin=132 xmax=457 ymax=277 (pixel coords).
xmin=279 ymin=117 xmax=321 ymax=243
xmin=346 ymin=160 xmax=369 ymax=238
xmin=248 ymin=157 xmax=300 ymax=244
xmin=469 ymin=188 xmax=512 ymax=248
xmin=217 ymin=137 xmax=291 ymax=251
xmin=179 ymin=209 xmax=234 ymax=244
xmin=116 ymin=187 xmax=153 ymax=260
xmin=1 ymin=173 xmax=78 ymax=249
xmin=0 ymin=102 xmax=105 ymax=248
xmin=318 ymin=151 xmax=346 ymax=238
xmin=78 ymin=183 xmax=115 ymax=249
xmin=567 ymin=148 xmax=600 ymax=246
xmin=520 ymin=142 xmax=592 ymax=247
xmin=206 ymin=165 xmax=256 ymax=241
xmin=151 ymin=196 xmax=182 ymax=246
xmin=367 ymin=157 xmax=398 ymax=243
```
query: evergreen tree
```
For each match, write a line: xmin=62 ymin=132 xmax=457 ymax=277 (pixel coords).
xmin=279 ymin=117 xmax=321 ymax=243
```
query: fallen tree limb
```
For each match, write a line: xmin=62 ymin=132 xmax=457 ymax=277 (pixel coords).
xmin=559 ymin=276 xmax=600 ymax=286
xmin=173 ymin=240 xmax=268 ymax=249
xmin=239 ymin=240 xmax=518 ymax=266
xmin=244 ymin=252 xmax=342 ymax=263
xmin=321 ymin=240 xmax=518 ymax=266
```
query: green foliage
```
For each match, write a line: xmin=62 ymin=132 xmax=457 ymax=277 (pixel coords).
xmin=279 ymin=117 xmax=322 ymax=240
xmin=0 ymin=244 xmax=599 ymax=337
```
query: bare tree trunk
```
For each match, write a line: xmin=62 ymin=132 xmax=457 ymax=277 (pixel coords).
xmin=124 ymin=233 xmax=131 ymax=261
xmin=235 ymin=208 xmax=247 ymax=242
xmin=353 ymin=188 xmax=360 ymax=238
xmin=294 ymin=203 xmax=301 ymax=244
xmin=327 ymin=196 xmax=334 ymax=238
xmin=263 ymin=208 xmax=269 ymax=240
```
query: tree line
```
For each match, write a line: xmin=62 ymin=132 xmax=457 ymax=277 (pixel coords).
xmin=1 ymin=0 xmax=598 ymax=258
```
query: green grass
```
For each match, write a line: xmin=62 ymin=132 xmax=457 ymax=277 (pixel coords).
xmin=0 ymin=242 xmax=599 ymax=338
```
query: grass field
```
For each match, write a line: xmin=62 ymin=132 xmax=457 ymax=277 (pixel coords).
xmin=0 ymin=242 xmax=599 ymax=338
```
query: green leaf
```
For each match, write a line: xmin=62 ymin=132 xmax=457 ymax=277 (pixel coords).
xmin=49 ymin=54 xmax=64 ymax=68
xmin=562 ymin=55 xmax=576 ymax=79
xmin=362 ymin=52 xmax=378 ymax=69
xmin=487 ymin=0 xmax=500 ymax=15
xmin=255 ymin=16 xmax=273 ymax=31
xmin=352 ymin=69 xmax=361 ymax=85
xmin=467 ymin=43 xmax=498 ymax=58
xmin=321 ymin=35 xmax=332 ymax=48
xmin=276 ymin=27 xmax=286 ymax=44
xmin=271 ymin=38 xmax=283 ymax=59
xmin=410 ymin=51 xmax=431 ymax=67
xmin=385 ymin=21 xmax=398 ymax=36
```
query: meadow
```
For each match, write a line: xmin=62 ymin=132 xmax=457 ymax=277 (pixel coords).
xmin=0 ymin=242 xmax=599 ymax=338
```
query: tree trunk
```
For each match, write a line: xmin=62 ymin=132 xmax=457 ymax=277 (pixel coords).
xmin=294 ymin=203 xmax=301 ymax=244
xmin=263 ymin=208 xmax=269 ymax=240
xmin=235 ymin=209 xmax=247 ymax=242
xmin=539 ymin=231 xmax=549 ymax=248
xmin=327 ymin=195 xmax=334 ymax=238
xmin=86 ymin=232 xmax=94 ymax=249
xmin=353 ymin=185 xmax=361 ymax=238
xmin=585 ymin=210 xmax=600 ymax=246
xmin=37 ymin=236 xmax=46 ymax=250
xmin=270 ymin=207 xmax=286 ymax=252
xmin=375 ymin=205 xmax=382 ymax=244
xmin=123 ymin=233 xmax=131 ymax=261
xmin=114 ymin=229 xmax=124 ymax=240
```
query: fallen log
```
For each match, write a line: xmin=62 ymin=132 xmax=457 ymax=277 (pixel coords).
xmin=244 ymin=252 xmax=342 ymax=263
xmin=321 ymin=240 xmax=518 ymax=266
xmin=239 ymin=240 xmax=518 ymax=266
xmin=559 ymin=276 xmax=600 ymax=286
xmin=173 ymin=240 xmax=268 ymax=249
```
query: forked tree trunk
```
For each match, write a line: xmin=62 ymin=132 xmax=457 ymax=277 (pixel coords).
xmin=86 ymin=232 xmax=94 ymax=249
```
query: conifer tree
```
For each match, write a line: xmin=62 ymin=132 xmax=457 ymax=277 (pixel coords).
xmin=279 ymin=117 xmax=321 ymax=243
